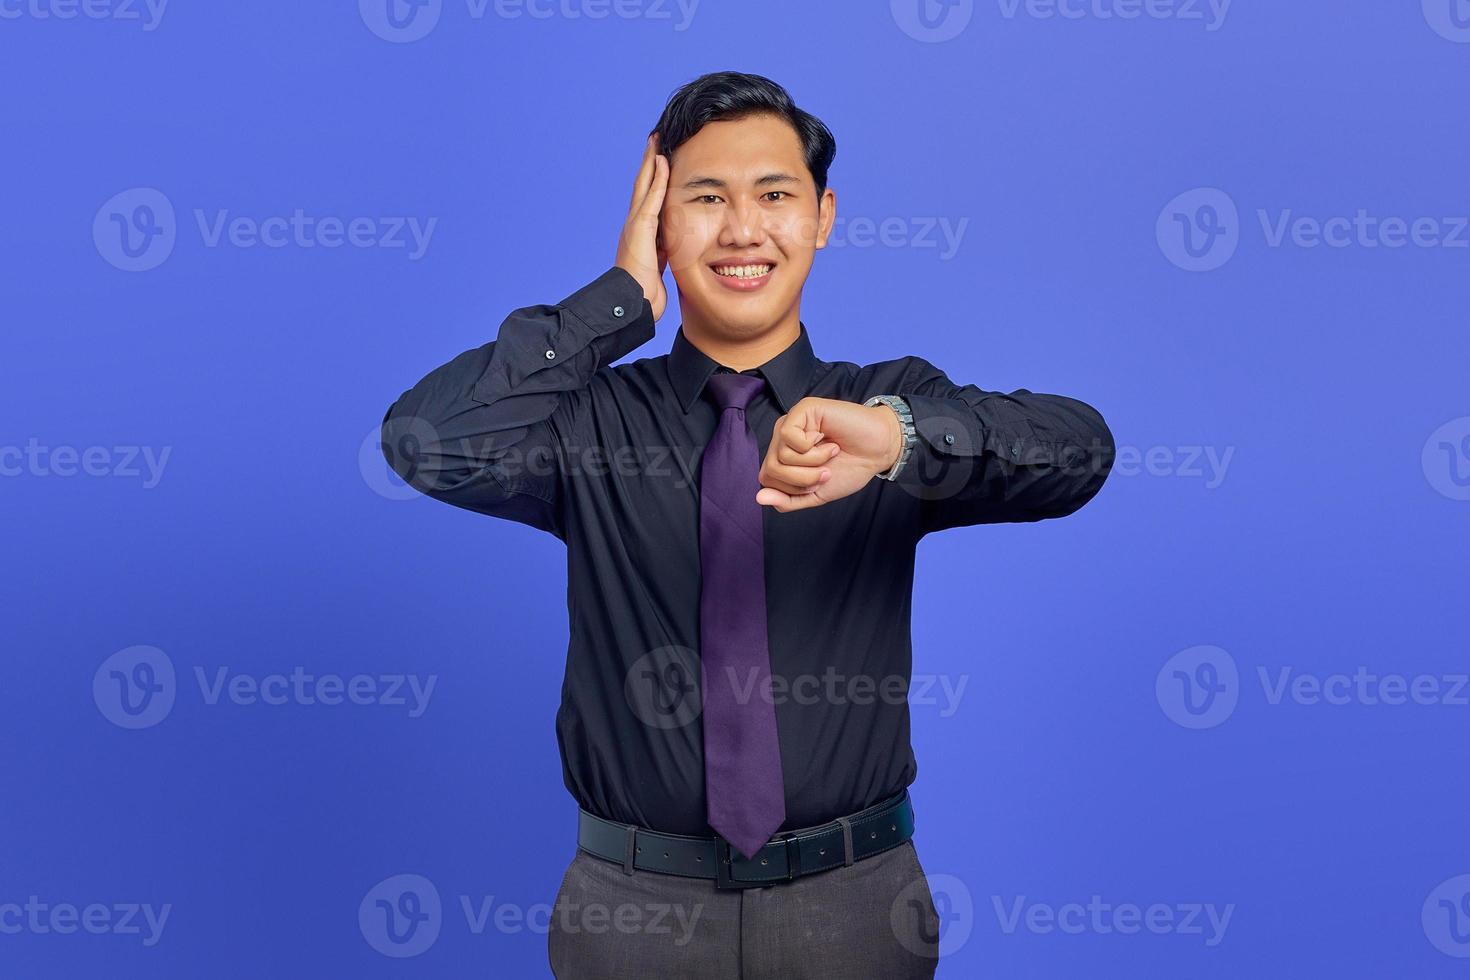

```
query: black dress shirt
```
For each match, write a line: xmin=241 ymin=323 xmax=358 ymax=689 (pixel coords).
xmin=381 ymin=266 xmax=1114 ymax=835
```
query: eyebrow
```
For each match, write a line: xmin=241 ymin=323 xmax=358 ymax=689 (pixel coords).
xmin=680 ymin=173 xmax=802 ymax=190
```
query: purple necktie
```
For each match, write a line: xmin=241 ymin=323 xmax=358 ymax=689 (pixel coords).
xmin=699 ymin=372 xmax=787 ymax=861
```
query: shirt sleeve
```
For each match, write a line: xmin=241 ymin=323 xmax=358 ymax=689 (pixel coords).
xmin=379 ymin=265 xmax=654 ymax=538
xmin=894 ymin=356 xmax=1115 ymax=536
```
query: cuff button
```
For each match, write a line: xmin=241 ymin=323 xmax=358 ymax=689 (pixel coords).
xmin=943 ymin=432 xmax=955 ymax=445
xmin=612 ymin=305 xmax=625 ymax=317
xmin=544 ymin=349 xmax=556 ymax=360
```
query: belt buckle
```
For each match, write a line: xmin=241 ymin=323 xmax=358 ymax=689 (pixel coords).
xmin=714 ymin=835 xmax=800 ymax=890
xmin=714 ymin=838 xmax=763 ymax=890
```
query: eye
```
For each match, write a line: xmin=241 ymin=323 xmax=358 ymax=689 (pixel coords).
xmin=698 ymin=195 xmax=723 ymax=205
xmin=765 ymin=191 xmax=789 ymax=202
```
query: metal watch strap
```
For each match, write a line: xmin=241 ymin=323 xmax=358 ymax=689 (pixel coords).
xmin=863 ymin=394 xmax=916 ymax=481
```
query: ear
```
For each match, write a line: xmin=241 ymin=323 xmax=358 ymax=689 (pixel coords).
xmin=815 ymin=187 xmax=837 ymax=250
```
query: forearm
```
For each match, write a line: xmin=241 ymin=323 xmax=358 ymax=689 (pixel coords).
xmin=380 ymin=266 xmax=654 ymax=524
xmin=886 ymin=359 xmax=1115 ymax=532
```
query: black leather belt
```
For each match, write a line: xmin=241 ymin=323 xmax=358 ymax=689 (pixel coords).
xmin=576 ymin=790 xmax=914 ymax=890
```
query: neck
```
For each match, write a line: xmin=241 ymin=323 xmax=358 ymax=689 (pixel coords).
xmin=680 ymin=309 xmax=801 ymax=372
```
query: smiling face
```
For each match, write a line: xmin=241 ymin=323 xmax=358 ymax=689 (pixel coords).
xmin=658 ymin=112 xmax=836 ymax=342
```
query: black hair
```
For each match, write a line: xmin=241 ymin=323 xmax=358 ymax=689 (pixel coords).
xmin=650 ymin=71 xmax=837 ymax=198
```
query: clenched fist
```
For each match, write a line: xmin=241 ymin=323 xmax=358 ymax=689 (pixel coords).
xmin=755 ymin=397 xmax=905 ymax=512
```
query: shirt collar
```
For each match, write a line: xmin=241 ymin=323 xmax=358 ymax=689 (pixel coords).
xmin=668 ymin=321 xmax=819 ymax=415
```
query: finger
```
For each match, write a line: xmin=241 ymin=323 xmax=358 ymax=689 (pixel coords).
xmin=756 ymin=486 xmax=826 ymax=512
xmin=761 ymin=461 xmax=830 ymax=494
xmin=778 ymin=439 xmax=840 ymax=467
xmin=629 ymin=136 xmax=655 ymax=215
xmin=640 ymin=151 xmax=669 ymax=220
xmin=777 ymin=419 xmax=824 ymax=454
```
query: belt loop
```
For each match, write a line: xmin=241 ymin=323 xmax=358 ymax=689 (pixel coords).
xmin=622 ymin=824 xmax=636 ymax=876
xmin=835 ymin=816 xmax=855 ymax=867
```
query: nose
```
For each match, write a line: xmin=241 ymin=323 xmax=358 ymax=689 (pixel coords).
xmin=719 ymin=196 xmax=767 ymax=249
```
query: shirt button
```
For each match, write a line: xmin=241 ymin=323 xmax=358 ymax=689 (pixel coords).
xmin=612 ymin=305 xmax=625 ymax=317
xmin=544 ymin=349 xmax=556 ymax=360
xmin=943 ymin=432 xmax=955 ymax=445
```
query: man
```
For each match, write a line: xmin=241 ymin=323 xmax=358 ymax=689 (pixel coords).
xmin=381 ymin=71 xmax=1114 ymax=979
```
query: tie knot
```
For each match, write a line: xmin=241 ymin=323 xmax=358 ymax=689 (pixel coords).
xmin=705 ymin=372 xmax=765 ymax=412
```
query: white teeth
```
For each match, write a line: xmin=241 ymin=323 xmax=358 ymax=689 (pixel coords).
xmin=713 ymin=264 xmax=772 ymax=279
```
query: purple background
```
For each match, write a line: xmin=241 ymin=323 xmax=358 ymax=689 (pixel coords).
xmin=3 ymin=1 xmax=1469 ymax=976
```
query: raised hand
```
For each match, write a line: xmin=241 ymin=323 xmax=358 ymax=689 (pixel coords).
xmin=614 ymin=133 xmax=671 ymax=322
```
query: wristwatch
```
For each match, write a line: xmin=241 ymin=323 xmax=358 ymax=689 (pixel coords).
xmin=863 ymin=394 xmax=917 ymax=481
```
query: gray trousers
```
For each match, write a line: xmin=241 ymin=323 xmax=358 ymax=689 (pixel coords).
xmin=547 ymin=837 xmax=941 ymax=979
